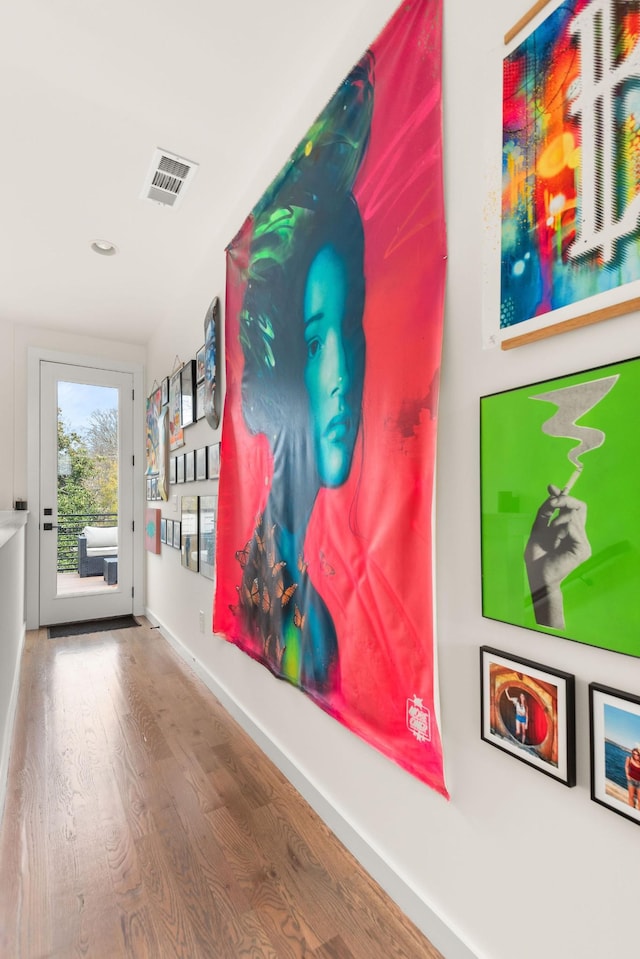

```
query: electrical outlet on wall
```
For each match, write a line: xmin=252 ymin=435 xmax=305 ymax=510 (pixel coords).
xmin=198 ymin=610 xmax=205 ymax=633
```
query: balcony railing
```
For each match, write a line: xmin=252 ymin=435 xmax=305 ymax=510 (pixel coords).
xmin=57 ymin=512 xmax=118 ymax=572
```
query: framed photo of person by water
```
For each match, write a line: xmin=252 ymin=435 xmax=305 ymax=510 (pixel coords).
xmin=480 ymin=356 xmax=640 ymax=657
xmin=590 ymin=684 xmax=640 ymax=826
xmin=480 ymin=647 xmax=576 ymax=786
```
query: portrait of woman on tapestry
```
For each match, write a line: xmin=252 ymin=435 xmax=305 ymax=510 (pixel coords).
xmin=228 ymin=54 xmax=373 ymax=697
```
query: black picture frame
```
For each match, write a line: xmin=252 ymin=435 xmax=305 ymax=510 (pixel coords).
xmin=180 ymin=359 xmax=196 ymax=428
xmin=195 ymin=447 xmax=207 ymax=481
xmin=172 ymin=520 xmax=181 ymax=549
xmin=185 ymin=449 xmax=195 ymax=483
xmin=181 ymin=496 xmax=199 ymax=571
xmin=208 ymin=443 xmax=220 ymax=480
xmin=480 ymin=646 xmax=576 ymax=787
xmin=199 ymin=494 xmax=216 ymax=580
xmin=480 ymin=356 xmax=640 ymax=657
xmin=176 ymin=454 xmax=185 ymax=484
xmin=160 ymin=517 xmax=167 ymax=544
xmin=196 ymin=380 xmax=206 ymax=421
xmin=196 ymin=345 xmax=205 ymax=383
xmin=161 ymin=376 xmax=170 ymax=407
xmin=590 ymin=683 xmax=640 ymax=826
xmin=169 ymin=456 xmax=177 ymax=485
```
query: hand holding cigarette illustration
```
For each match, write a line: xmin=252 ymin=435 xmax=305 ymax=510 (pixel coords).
xmin=524 ymin=484 xmax=591 ymax=629
xmin=524 ymin=374 xmax=618 ymax=630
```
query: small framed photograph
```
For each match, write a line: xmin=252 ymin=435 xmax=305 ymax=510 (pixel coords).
xmin=208 ymin=442 xmax=220 ymax=480
xmin=165 ymin=519 xmax=173 ymax=545
xmin=180 ymin=359 xmax=196 ymax=428
xmin=480 ymin=646 xmax=576 ymax=787
xmin=161 ymin=376 xmax=170 ymax=407
xmin=590 ymin=684 xmax=640 ymax=826
xmin=169 ymin=457 xmax=177 ymax=485
xmin=195 ymin=447 xmax=207 ymax=481
xmin=196 ymin=380 xmax=206 ymax=420
xmin=151 ymin=476 xmax=159 ymax=501
xmin=172 ymin=520 xmax=181 ymax=549
xmin=181 ymin=496 xmax=199 ymax=571
xmin=196 ymin=345 xmax=206 ymax=383
xmin=144 ymin=508 xmax=161 ymax=554
xmin=185 ymin=449 xmax=195 ymax=483
xmin=199 ymin=494 xmax=217 ymax=580
xmin=146 ymin=477 xmax=152 ymax=501
xmin=160 ymin=517 xmax=167 ymax=544
xmin=176 ymin=454 xmax=185 ymax=484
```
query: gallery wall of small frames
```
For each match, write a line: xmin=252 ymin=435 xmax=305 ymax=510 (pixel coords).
xmin=144 ymin=298 xmax=221 ymax=582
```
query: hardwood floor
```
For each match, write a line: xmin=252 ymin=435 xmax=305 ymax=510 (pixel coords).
xmin=0 ymin=620 xmax=444 ymax=958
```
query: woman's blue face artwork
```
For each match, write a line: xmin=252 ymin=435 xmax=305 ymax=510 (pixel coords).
xmin=303 ymin=243 xmax=364 ymax=488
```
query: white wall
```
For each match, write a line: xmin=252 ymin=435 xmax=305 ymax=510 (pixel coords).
xmin=0 ymin=515 xmax=27 ymax=822
xmin=144 ymin=2 xmax=640 ymax=959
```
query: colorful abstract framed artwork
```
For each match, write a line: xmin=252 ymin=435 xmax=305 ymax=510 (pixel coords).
xmin=483 ymin=0 xmax=640 ymax=349
xmin=145 ymin=386 xmax=162 ymax=475
xmin=199 ymin=495 xmax=217 ymax=580
xmin=169 ymin=370 xmax=184 ymax=451
xmin=144 ymin=508 xmax=161 ymax=554
xmin=590 ymin=683 xmax=640 ymax=825
xmin=480 ymin=647 xmax=576 ymax=786
xmin=203 ymin=297 xmax=220 ymax=430
xmin=181 ymin=496 xmax=198 ymax=571
xmin=480 ymin=355 xmax=640 ymax=655
xmin=157 ymin=406 xmax=169 ymax=501
xmin=214 ymin=0 xmax=448 ymax=795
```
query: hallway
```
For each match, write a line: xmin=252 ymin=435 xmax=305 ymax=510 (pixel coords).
xmin=0 ymin=621 xmax=443 ymax=958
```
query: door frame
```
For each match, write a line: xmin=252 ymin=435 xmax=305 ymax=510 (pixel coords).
xmin=26 ymin=347 xmax=144 ymax=629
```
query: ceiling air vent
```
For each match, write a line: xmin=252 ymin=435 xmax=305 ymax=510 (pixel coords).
xmin=140 ymin=148 xmax=199 ymax=208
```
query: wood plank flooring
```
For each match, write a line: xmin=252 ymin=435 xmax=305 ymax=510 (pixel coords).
xmin=0 ymin=620 xmax=444 ymax=958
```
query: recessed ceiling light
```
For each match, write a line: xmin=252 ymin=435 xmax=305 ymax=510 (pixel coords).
xmin=91 ymin=239 xmax=118 ymax=256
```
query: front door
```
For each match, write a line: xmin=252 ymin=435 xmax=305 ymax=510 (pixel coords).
xmin=39 ymin=360 xmax=135 ymax=625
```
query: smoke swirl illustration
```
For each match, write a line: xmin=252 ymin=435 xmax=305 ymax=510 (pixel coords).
xmin=529 ymin=374 xmax=619 ymax=491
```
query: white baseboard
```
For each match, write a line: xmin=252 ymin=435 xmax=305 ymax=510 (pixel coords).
xmin=145 ymin=608 xmax=479 ymax=959
xmin=0 ymin=620 xmax=26 ymax=826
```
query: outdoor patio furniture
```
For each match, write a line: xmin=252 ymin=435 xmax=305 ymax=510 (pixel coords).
xmin=77 ymin=525 xmax=118 ymax=577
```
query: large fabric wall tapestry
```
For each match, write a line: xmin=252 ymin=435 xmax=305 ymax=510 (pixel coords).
xmin=214 ymin=0 xmax=447 ymax=795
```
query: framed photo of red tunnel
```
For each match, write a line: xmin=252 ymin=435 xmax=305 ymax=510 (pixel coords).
xmin=480 ymin=646 xmax=576 ymax=786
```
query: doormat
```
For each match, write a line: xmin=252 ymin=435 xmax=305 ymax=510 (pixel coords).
xmin=48 ymin=615 xmax=140 ymax=639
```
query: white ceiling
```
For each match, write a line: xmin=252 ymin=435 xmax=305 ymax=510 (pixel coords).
xmin=2 ymin=0 xmax=398 ymax=346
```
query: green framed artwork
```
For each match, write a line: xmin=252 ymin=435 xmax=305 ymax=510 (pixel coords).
xmin=480 ymin=356 xmax=640 ymax=656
